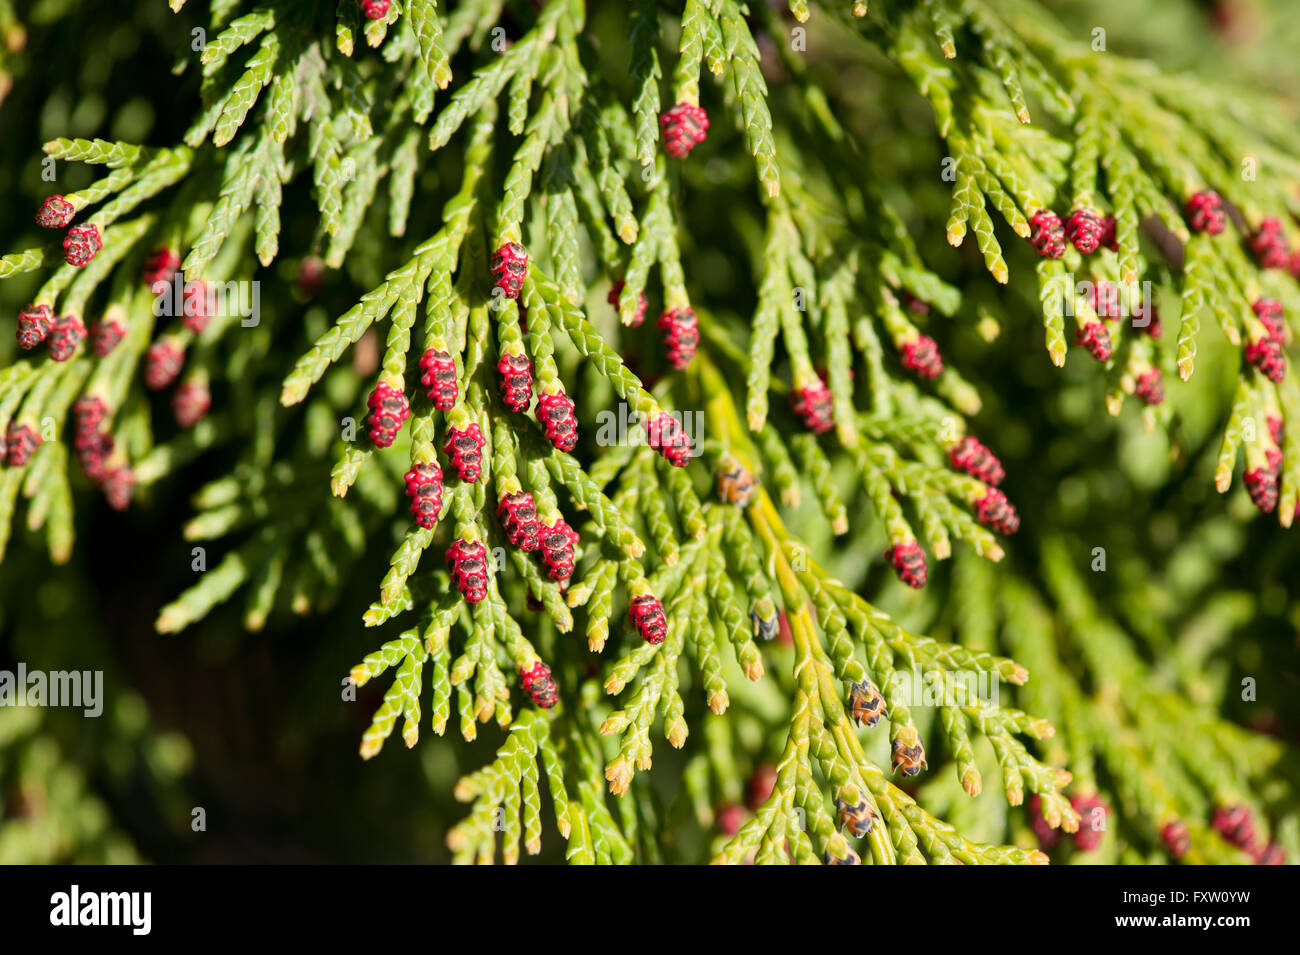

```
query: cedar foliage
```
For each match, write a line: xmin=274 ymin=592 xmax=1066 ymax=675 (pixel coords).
xmin=0 ymin=0 xmax=1297 ymax=864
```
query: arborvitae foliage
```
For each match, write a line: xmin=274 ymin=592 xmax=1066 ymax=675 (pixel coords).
xmin=1 ymin=0 xmax=1297 ymax=864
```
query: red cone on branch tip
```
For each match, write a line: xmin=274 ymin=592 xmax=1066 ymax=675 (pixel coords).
xmin=62 ymin=223 xmax=102 ymax=267
xmin=1252 ymin=298 xmax=1285 ymax=343
xmin=403 ymin=462 xmax=444 ymax=529
xmin=886 ymin=541 xmax=927 ymax=589
xmin=360 ymin=0 xmax=390 ymax=19
xmin=1244 ymin=464 xmax=1279 ymax=513
xmin=1245 ymin=337 xmax=1286 ymax=383
xmin=660 ymin=102 xmax=709 ymax=158
xmin=182 ymin=280 xmax=211 ymax=334
xmin=16 ymin=303 xmax=53 ymax=350
xmin=539 ymin=518 xmax=578 ymax=582
xmin=628 ymin=592 xmax=667 ymax=645
xmin=1029 ymin=209 xmax=1066 ymax=258
xmin=536 ymin=390 xmax=578 ymax=452
xmin=496 ymin=352 xmax=533 ymax=412
xmin=101 ymin=466 xmax=135 ymax=511
xmin=1161 ymin=820 xmax=1191 ymax=858
xmin=47 ymin=314 xmax=86 ymax=362
xmin=791 ymin=377 xmax=834 ymax=434
xmin=948 ymin=435 xmax=1005 ymax=486
xmin=1212 ymin=804 xmax=1257 ymax=850
xmin=145 ymin=340 xmax=185 ymax=390
xmin=1075 ymin=321 xmax=1113 ymax=362
xmin=1185 ymin=191 xmax=1226 ymax=235
xmin=1248 ymin=216 xmax=1290 ymax=269
xmin=1091 ymin=281 xmax=1122 ymax=319
xmin=1027 ymin=794 xmax=1062 ymax=851
xmin=975 ymin=488 xmax=1020 ymax=535
xmin=446 ymin=539 xmax=489 ymax=603
xmin=172 ymin=380 xmax=212 ymax=428
xmin=645 ymin=411 xmax=692 ymax=466
xmin=419 ymin=347 xmax=458 ymax=409
xmin=608 ymin=280 xmax=647 ymax=327
xmin=657 ymin=306 xmax=699 ymax=370
xmin=1267 ymin=415 xmax=1283 ymax=446
xmin=443 ymin=423 xmax=485 ymax=482
xmin=365 ymin=382 xmax=410 ymax=448
xmin=77 ymin=432 xmax=114 ymax=481
xmin=520 ymin=660 xmax=557 ymax=709
xmin=497 ymin=491 xmax=541 ymax=551
xmin=746 ymin=764 xmax=777 ymax=810
xmin=4 ymin=422 xmax=41 ymax=468
xmin=489 ymin=242 xmax=527 ymax=300
xmin=1254 ymin=843 xmax=1285 ymax=865
xmin=1065 ymin=208 xmax=1104 ymax=254
xmin=900 ymin=335 xmax=944 ymax=379
xmin=91 ymin=316 xmax=126 ymax=356
xmin=73 ymin=398 xmax=113 ymax=480
xmin=1070 ymin=794 xmax=1108 ymax=852
xmin=1134 ymin=368 xmax=1165 ymax=406
xmin=36 ymin=195 xmax=76 ymax=229
xmin=73 ymin=396 xmax=108 ymax=434
xmin=142 ymin=247 xmax=181 ymax=288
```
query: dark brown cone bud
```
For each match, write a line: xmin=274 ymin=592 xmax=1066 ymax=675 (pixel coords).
xmin=848 ymin=680 xmax=885 ymax=728
xmin=891 ymin=738 xmax=927 ymax=777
